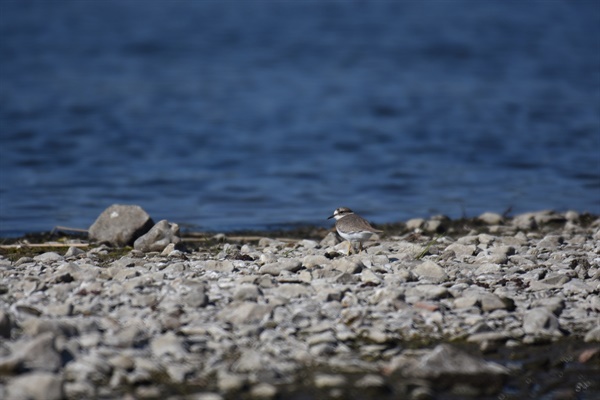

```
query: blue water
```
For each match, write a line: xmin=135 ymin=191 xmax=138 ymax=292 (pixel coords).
xmin=1 ymin=0 xmax=599 ymax=237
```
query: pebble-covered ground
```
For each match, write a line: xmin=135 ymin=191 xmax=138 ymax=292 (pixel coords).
xmin=1 ymin=210 xmax=599 ymax=400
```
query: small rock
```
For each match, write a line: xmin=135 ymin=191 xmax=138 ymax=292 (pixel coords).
xmin=195 ymin=393 xmax=225 ymax=400
xmin=414 ymin=260 xmax=448 ymax=283
xmin=444 ymin=243 xmax=476 ymax=260
xmin=537 ymin=235 xmax=564 ymax=251
xmin=233 ymin=349 xmax=264 ymax=372
xmin=480 ymin=294 xmax=514 ymax=312
xmin=218 ymin=302 xmax=273 ymax=325
xmin=331 ymin=258 xmax=364 ymax=274
xmin=250 ymin=382 xmax=277 ymax=399
xmin=584 ymin=326 xmax=600 ymax=343
xmin=6 ymin=332 xmax=63 ymax=372
xmin=478 ymin=212 xmax=504 ymax=225
xmin=406 ymin=218 xmax=425 ymax=230
xmin=33 ymin=252 xmax=64 ymax=263
xmin=355 ymin=373 xmax=385 ymax=388
xmin=65 ymin=246 xmax=86 ymax=258
xmin=5 ymin=372 xmax=63 ymax=400
xmin=523 ymin=308 xmax=561 ymax=336
xmin=218 ymin=371 xmax=246 ymax=393
xmin=406 ymin=284 xmax=449 ymax=301
xmin=233 ymin=284 xmax=262 ymax=302
xmin=320 ymin=231 xmax=341 ymax=247
xmin=134 ymin=219 xmax=181 ymax=252
xmin=259 ymin=260 xmax=302 ymax=276
xmin=150 ymin=331 xmax=186 ymax=359
xmin=424 ymin=219 xmax=445 ymax=233
xmin=314 ymin=373 xmax=347 ymax=388
xmin=274 ymin=283 xmax=312 ymax=298
xmin=512 ymin=213 xmax=537 ymax=230
xmin=63 ymin=353 xmax=113 ymax=384
xmin=299 ymin=239 xmax=319 ymax=249
xmin=564 ymin=210 xmax=579 ymax=222
xmin=361 ymin=268 xmax=383 ymax=285
xmin=531 ymin=297 xmax=565 ymax=316
xmin=303 ymin=254 xmax=330 ymax=269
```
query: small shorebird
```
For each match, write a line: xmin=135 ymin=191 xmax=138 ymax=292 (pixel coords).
xmin=328 ymin=207 xmax=383 ymax=254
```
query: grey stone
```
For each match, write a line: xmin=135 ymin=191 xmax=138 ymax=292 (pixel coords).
xmin=414 ymin=260 xmax=448 ymax=283
xmin=259 ymin=259 xmax=302 ymax=276
xmin=302 ymin=254 xmax=330 ymax=269
xmin=89 ymin=204 xmax=154 ymax=246
xmin=412 ymin=344 xmax=508 ymax=386
xmin=424 ymin=219 xmax=445 ymax=233
xmin=65 ymin=246 xmax=86 ymax=258
xmin=218 ymin=302 xmax=273 ymax=325
xmin=478 ymin=212 xmax=504 ymax=225
xmin=523 ymin=308 xmax=561 ymax=336
xmin=444 ymin=243 xmax=476 ymax=260
xmin=151 ymin=331 xmax=187 ymax=359
xmin=354 ymin=374 xmax=385 ymax=388
xmin=133 ymin=219 xmax=181 ymax=252
xmin=1 ymin=332 xmax=62 ymax=373
xmin=218 ymin=371 xmax=246 ymax=393
xmin=5 ymin=372 xmax=63 ymax=400
xmin=299 ymin=239 xmax=319 ymax=249
xmin=250 ymin=382 xmax=277 ymax=399
xmin=361 ymin=268 xmax=383 ymax=285
xmin=467 ymin=331 xmax=510 ymax=344
xmin=564 ymin=210 xmax=579 ymax=222
xmin=314 ymin=373 xmax=347 ymax=388
xmin=331 ymin=258 xmax=364 ymax=274
xmin=233 ymin=284 xmax=262 ymax=302
xmin=454 ymin=294 xmax=480 ymax=309
xmin=584 ymin=326 xmax=600 ymax=342
xmin=512 ymin=213 xmax=537 ymax=230
xmin=537 ymin=235 xmax=564 ymax=251
xmin=64 ymin=353 xmax=113 ymax=384
xmin=233 ymin=349 xmax=264 ymax=372
xmin=202 ymin=260 xmax=235 ymax=273
xmin=406 ymin=284 xmax=449 ymax=301
xmin=33 ymin=252 xmax=64 ymax=263
xmin=406 ymin=218 xmax=425 ymax=230
xmin=480 ymin=294 xmax=514 ymax=312
xmin=320 ymin=231 xmax=342 ymax=247
xmin=474 ymin=263 xmax=501 ymax=275
xmin=274 ymin=283 xmax=312 ymax=298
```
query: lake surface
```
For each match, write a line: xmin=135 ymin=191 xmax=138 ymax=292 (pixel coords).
xmin=1 ymin=0 xmax=599 ymax=237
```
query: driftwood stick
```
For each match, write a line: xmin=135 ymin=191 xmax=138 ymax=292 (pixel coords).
xmin=0 ymin=242 xmax=90 ymax=249
xmin=52 ymin=226 xmax=89 ymax=234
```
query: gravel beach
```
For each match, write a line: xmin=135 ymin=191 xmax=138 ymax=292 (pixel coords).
xmin=1 ymin=210 xmax=599 ymax=399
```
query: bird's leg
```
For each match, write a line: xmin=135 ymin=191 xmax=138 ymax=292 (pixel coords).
xmin=347 ymin=241 xmax=353 ymax=256
xmin=358 ymin=241 xmax=364 ymax=253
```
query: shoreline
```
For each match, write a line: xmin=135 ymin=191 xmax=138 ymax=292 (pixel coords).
xmin=2 ymin=208 xmax=598 ymax=245
xmin=1 ymin=209 xmax=599 ymax=399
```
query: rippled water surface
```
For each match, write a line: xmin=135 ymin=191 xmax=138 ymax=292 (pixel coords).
xmin=1 ymin=0 xmax=599 ymax=237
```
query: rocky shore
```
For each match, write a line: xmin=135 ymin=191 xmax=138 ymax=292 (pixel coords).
xmin=1 ymin=209 xmax=599 ymax=399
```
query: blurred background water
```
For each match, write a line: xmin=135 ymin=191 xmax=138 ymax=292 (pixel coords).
xmin=0 ymin=0 xmax=599 ymax=238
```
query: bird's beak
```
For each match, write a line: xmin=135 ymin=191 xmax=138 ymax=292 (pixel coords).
xmin=327 ymin=214 xmax=334 ymax=220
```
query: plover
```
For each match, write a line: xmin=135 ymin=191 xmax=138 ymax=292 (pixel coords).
xmin=328 ymin=207 xmax=383 ymax=254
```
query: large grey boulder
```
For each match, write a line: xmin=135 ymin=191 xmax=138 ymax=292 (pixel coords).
xmin=133 ymin=220 xmax=181 ymax=252
xmin=89 ymin=204 xmax=154 ymax=247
